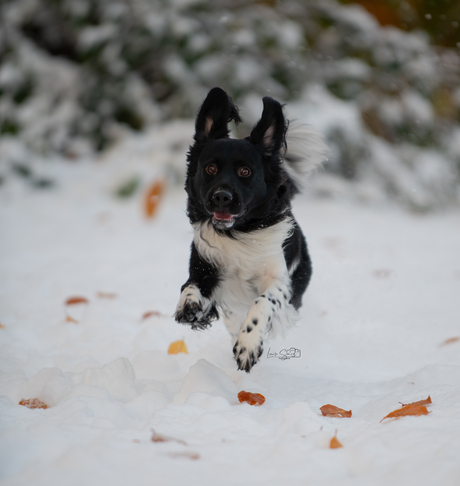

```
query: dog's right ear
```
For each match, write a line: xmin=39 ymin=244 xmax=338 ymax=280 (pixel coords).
xmin=194 ymin=88 xmax=241 ymax=143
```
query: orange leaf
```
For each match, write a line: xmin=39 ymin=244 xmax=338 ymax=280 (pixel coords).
xmin=144 ymin=179 xmax=166 ymax=218
xmin=168 ymin=340 xmax=188 ymax=354
xmin=19 ymin=398 xmax=49 ymax=410
xmin=96 ymin=291 xmax=117 ymax=299
xmin=238 ymin=390 xmax=265 ymax=406
xmin=65 ymin=315 xmax=79 ymax=324
xmin=141 ymin=310 xmax=162 ymax=320
xmin=380 ymin=403 xmax=430 ymax=422
xmin=0 ymin=323 xmax=5 ymax=329
xmin=399 ymin=396 xmax=432 ymax=407
xmin=65 ymin=296 xmax=89 ymax=305
xmin=330 ymin=436 xmax=343 ymax=449
xmin=440 ymin=336 xmax=460 ymax=346
xmin=320 ymin=404 xmax=352 ymax=418
xmin=151 ymin=429 xmax=187 ymax=445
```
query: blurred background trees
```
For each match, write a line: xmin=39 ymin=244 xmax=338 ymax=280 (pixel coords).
xmin=1 ymin=0 xmax=459 ymax=209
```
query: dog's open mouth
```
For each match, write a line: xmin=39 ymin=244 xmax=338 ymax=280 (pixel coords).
xmin=212 ymin=211 xmax=235 ymax=229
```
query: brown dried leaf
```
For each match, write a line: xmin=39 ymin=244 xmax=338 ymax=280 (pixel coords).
xmin=151 ymin=429 xmax=187 ymax=445
xmin=380 ymin=404 xmax=430 ymax=422
xmin=0 ymin=323 xmax=5 ymax=329
xmin=141 ymin=310 xmax=162 ymax=320
xmin=65 ymin=296 xmax=89 ymax=305
xmin=19 ymin=398 xmax=49 ymax=409
xmin=65 ymin=315 xmax=79 ymax=324
xmin=238 ymin=391 xmax=265 ymax=406
xmin=440 ymin=336 xmax=460 ymax=346
xmin=399 ymin=396 xmax=432 ymax=407
xmin=144 ymin=179 xmax=166 ymax=218
xmin=373 ymin=269 xmax=391 ymax=279
xmin=320 ymin=404 xmax=352 ymax=418
xmin=168 ymin=340 xmax=188 ymax=354
xmin=165 ymin=452 xmax=200 ymax=460
xmin=330 ymin=436 xmax=343 ymax=449
xmin=96 ymin=291 xmax=117 ymax=299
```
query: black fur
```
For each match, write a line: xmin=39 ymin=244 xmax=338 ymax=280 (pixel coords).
xmin=175 ymin=87 xmax=313 ymax=372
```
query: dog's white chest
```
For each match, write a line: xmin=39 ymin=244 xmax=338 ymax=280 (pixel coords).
xmin=193 ymin=220 xmax=293 ymax=311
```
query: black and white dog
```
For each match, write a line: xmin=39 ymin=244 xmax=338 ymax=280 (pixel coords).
xmin=175 ymin=87 xmax=326 ymax=372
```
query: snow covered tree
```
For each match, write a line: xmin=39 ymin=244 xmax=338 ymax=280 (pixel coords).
xmin=1 ymin=0 xmax=459 ymax=208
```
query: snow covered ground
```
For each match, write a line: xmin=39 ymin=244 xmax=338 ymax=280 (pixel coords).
xmin=1 ymin=127 xmax=460 ymax=486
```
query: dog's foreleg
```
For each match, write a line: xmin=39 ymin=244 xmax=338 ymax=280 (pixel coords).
xmin=174 ymin=242 xmax=220 ymax=330
xmin=233 ymin=279 xmax=296 ymax=372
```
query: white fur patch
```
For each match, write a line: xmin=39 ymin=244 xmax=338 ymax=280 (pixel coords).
xmin=193 ymin=218 xmax=293 ymax=272
xmin=193 ymin=219 xmax=299 ymax=339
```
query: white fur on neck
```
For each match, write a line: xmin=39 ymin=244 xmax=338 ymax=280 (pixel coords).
xmin=193 ymin=218 xmax=294 ymax=271
xmin=193 ymin=218 xmax=298 ymax=337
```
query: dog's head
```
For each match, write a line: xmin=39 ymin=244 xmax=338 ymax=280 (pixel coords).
xmin=185 ymin=88 xmax=295 ymax=232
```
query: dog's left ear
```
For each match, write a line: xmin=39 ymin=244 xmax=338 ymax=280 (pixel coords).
xmin=249 ymin=97 xmax=286 ymax=156
xmin=194 ymin=87 xmax=241 ymax=143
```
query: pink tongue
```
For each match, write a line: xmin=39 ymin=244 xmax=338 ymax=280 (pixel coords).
xmin=214 ymin=211 xmax=233 ymax=221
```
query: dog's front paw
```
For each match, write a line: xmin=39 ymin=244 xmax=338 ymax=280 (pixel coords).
xmin=233 ymin=334 xmax=264 ymax=373
xmin=175 ymin=285 xmax=218 ymax=330
xmin=175 ymin=301 xmax=217 ymax=330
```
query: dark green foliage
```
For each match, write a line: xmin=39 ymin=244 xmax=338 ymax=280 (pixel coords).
xmin=115 ymin=176 xmax=140 ymax=198
xmin=32 ymin=178 xmax=55 ymax=189
xmin=11 ymin=163 xmax=32 ymax=178
xmin=1 ymin=119 xmax=19 ymax=135
xmin=0 ymin=0 xmax=459 ymax=209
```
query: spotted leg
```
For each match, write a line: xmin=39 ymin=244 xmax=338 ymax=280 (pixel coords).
xmin=233 ymin=283 xmax=298 ymax=372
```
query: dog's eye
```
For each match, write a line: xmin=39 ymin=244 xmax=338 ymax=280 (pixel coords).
xmin=238 ymin=167 xmax=251 ymax=177
xmin=206 ymin=164 xmax=217 ymax=175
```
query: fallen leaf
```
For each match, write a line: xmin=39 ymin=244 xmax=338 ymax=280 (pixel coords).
xmin=65 ymin=315 xmax=79 ymax=323
xmin=165 ymin=452 xmax=200 ymax=460
xmin=141 ymin=310 xmax=162 ymax=320
xmin=320 ymin=404 xmax=352 ymax=418
xmin=65 ymin=296 xmax=89 ymax=305
xmin=19 ymin=398 xmax=49 ymax=410
xmin=144 ymin=178 xmax=166 ymax=218
xmin=151 ymin=429 xmax=187 ymax=445
xmin=330 ymin=436 xmax=343 ymax=449
xmin=0 ymin=323 xmax=5 ymax=329
xmin=399 ymin=396 xmax=432 ymax=407
xmin=440 ymin=336 xmax=460 ymax=346
xmin=373 ymin=269 xmax=391 ymax=279
xmin=380 ymin=404 xmax=430 ymax=422
xmin=96 ymin=291 xmax=117 ymax=299
xmin=168 ymin=340 xmax=188 ymax=354
xmin=238 ymin=390 xmax=266 ymax=406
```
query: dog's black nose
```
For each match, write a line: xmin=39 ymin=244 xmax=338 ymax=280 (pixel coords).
xmin=212 ymin=189 xmax=233 ymax=207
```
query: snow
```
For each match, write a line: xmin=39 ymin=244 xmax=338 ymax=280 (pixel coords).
xmin=1 ymin=127 xmax=460 ymax=486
